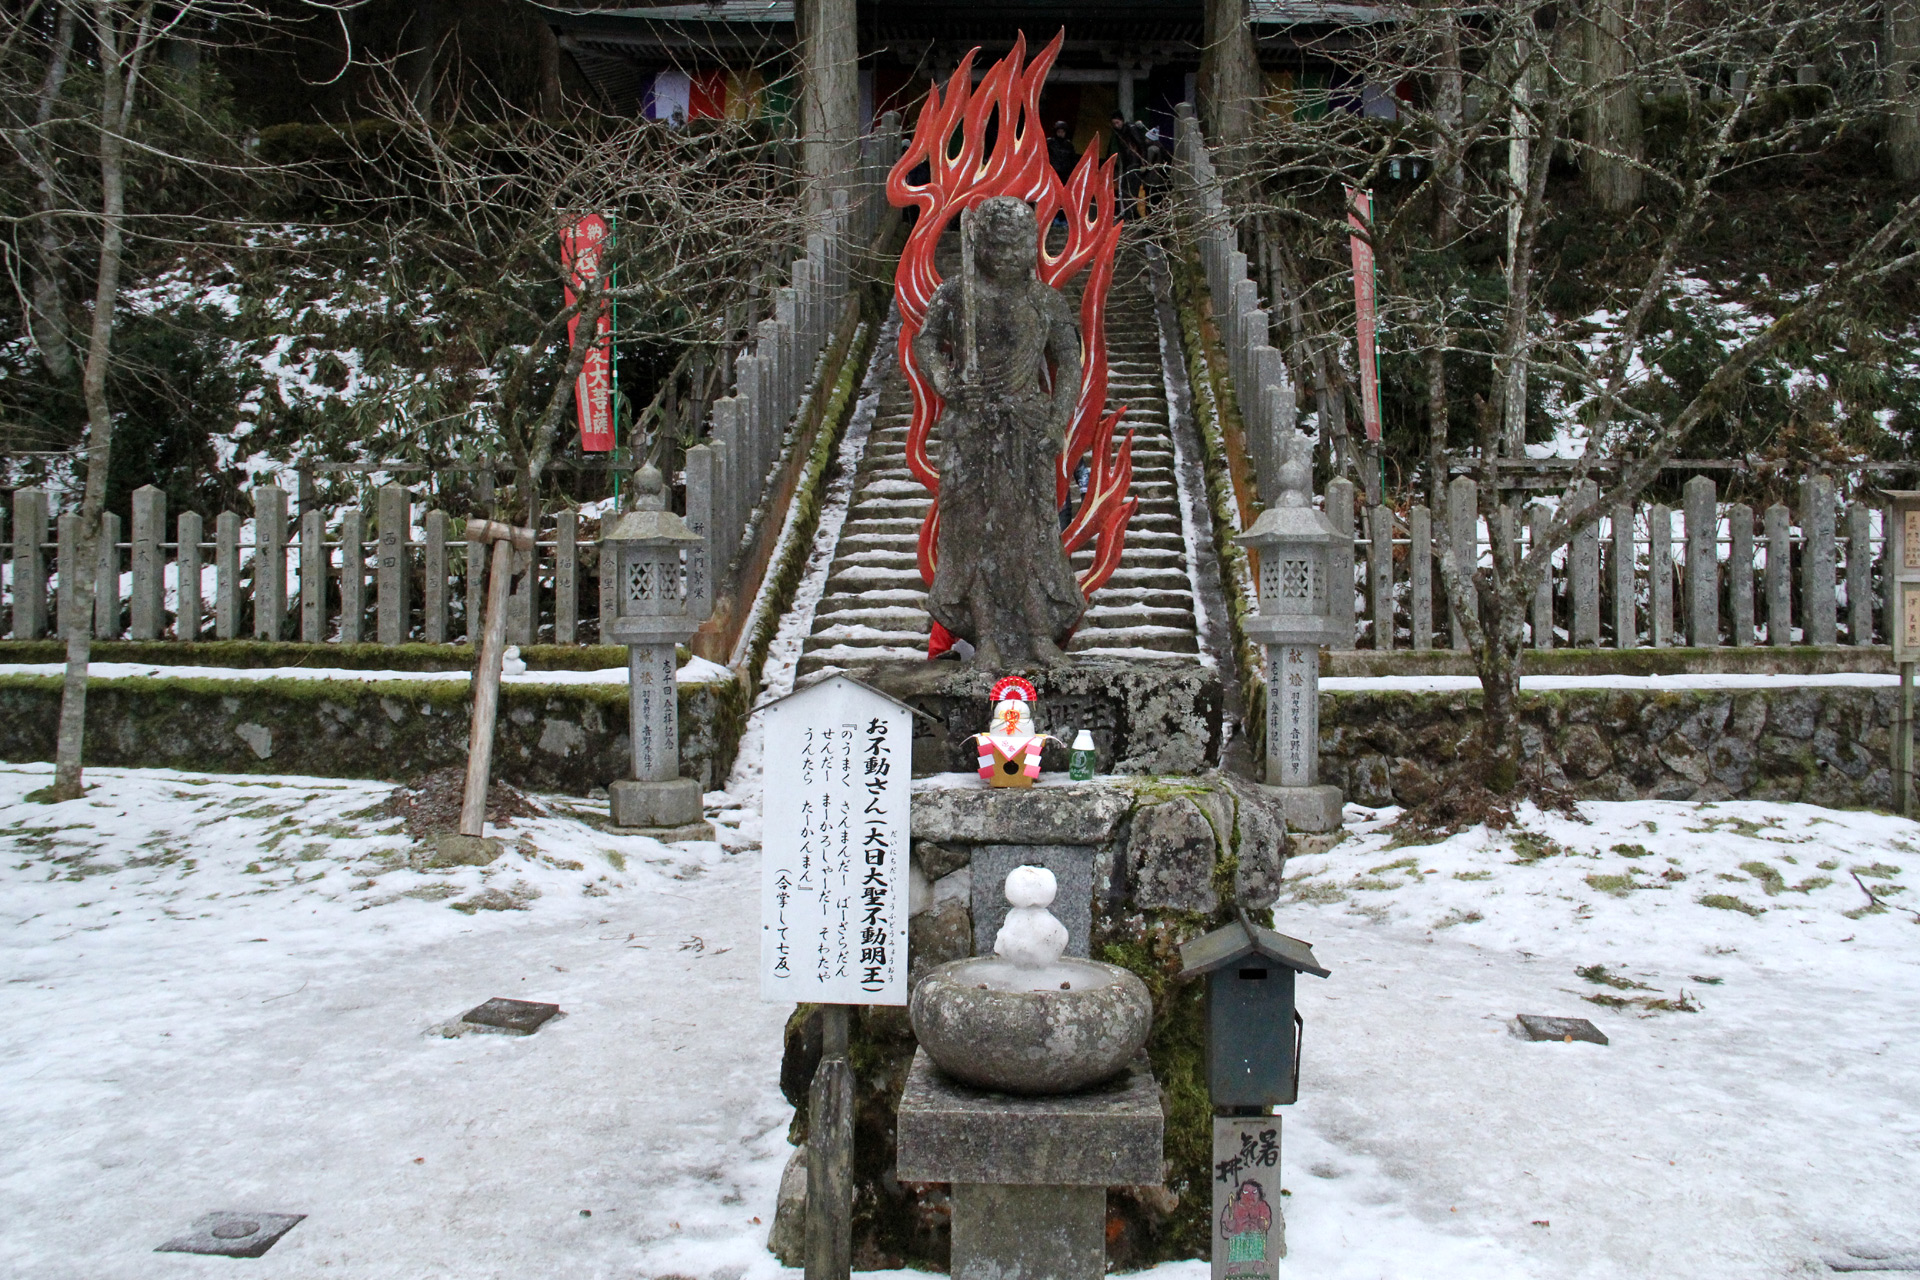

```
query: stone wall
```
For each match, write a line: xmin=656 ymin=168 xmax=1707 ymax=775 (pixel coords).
xmin=0 ymin=672 xmax=747 ymax=794
xmin=1324 ymin=685 xmax=1899 ymax=809
xmin=777 ymin=774 xmax=1289 ymax=1271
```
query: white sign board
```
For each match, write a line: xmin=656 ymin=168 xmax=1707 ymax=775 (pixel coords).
xmin=760 ymin=675 xmax=911 ymax=1006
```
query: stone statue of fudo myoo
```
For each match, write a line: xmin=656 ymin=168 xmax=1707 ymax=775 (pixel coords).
xmin=912 ymin=195 xmax=1086 ymax=667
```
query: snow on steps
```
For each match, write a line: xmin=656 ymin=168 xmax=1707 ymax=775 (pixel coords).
xmin=799 ymin=246 xmax=1203 ymax=674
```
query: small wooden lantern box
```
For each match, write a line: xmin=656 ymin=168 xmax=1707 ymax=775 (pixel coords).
xmin=1179 ymin=921 xmax=1331 ymax=1109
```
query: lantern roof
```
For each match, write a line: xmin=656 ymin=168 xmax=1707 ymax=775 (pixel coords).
xmin=604 ymin=463 xmax=703 ymax=544
xmin=1178 ymin=919 xmax=1330 ymax=979
xmin=1233 ymin=503 xmax=1333 ymax=548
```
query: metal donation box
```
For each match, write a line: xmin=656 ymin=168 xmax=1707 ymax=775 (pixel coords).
xmin=600 ymin=463 xmax=711 ymax=830
xmin=1179 ymin=920 xmax=1330 ymax=1109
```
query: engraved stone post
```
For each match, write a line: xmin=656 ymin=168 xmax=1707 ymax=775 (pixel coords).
xmin=1649 ymin=504 xmax=1673 ymax=647
xmin=1728 ymin=503 xmax=1755 ymax=647
xmin=10 ymin=488 xmax=49 ymax=639
xmin=1847 ymin=503 xmax=1873 ymax=644
xmin=1801 ymin=474 xmax=1836 ymax=645
xmin=1611 ymin=504 xmax=1635 ymax=647
xmin=1368 ymin=504 xmax=1393 ymax=649
xmin=1765 ymin=502 xmax=1792 ymax=644
xmin=95 ymin=511 xmax=121 ymax=639
xmin=215 ymin=511 xmax=240 ymax=639
xmin=1327 ymin=477 xmax=1357 ymax=648
xmin=377 ymin=483 xmax=412 ymax=645
xmin=1528 ymin=503 xmax=1553 ymax=649
xmin=130 ymin=486 xmax=167 ymax=641
xmin=339 ymin=507 xmax=365 ymax=644
xmin=1684 ymin=475 xmax=1718 ymax=647
xmin=177 ymin=511 xmax=204 ymax=641
xmin=252 ymin=485 xmax=288 ymax=641
xmin=1408 ymin=504 xmax=1432 ymax=651
xmin=1447 ymin=476 xmax=1476 ymax=650
xmin=554 ymin=509 xmax=578 ymax=645
xmin=56 ymin=512 xmax=78 ymax=637
xmin=300 ymin=508 xmax=327 ymax=643
xmin=1571 ymin=482 xmax=1601 ymax=647
xmin=423 ymin=509 xmax=450 ymax=644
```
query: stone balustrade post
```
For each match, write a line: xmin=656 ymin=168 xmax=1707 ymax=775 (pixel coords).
xmin=215 ymin=511 xmax=240 ymax=640
xmin=300 ymin=508 xmax=327 ymax=643
xmin=1327 ymin=477 xmax=1357 ymax=647
xmin=1728 ymin=503 xmax=1755 ymax=647
xmin=10 ymin=488 xmax=49 ymax=639
xmin=130 ymin=486 xmax=166 ymax=640
xmin=1684 ymin=475 xmax=1719 ymax=647
xmin=1764 ymin=502 xmax=1792 ymax=644
xmin=1610 ymin=505 xmax=1635 ymax=646
xmin=1528 ymin=503 xmax=1553 ymax=649
xmin=1571 ymin=482 xmax=1601 ymax=647
xmin=1408 ymin=504 xmax=1433 ymax=650
xmin=1846 ymin=503 xmax=1873 ymax=644
xmin=423 ymin=509 xmax=450 ymax=644
xmin=377 ymin=483 xmax=412 ymax=645
xmin=95 ymin=511 xmax=121 ymax=639
xmin=252 ymin=485 xmax=288 ymax=641
xmin=177 ymin=511 xmax=204 ymax=641
xmin=1447 ymin=475 xmax=1476 ymax=650
xmin=339 ymin=507 xmax=365 ymax=643
xmin=1800 ymin=474 xmax=1836 ymax=644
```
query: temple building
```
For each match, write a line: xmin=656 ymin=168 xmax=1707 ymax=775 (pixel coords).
xmin=539 ymin=1 xmax=1396 ymax=152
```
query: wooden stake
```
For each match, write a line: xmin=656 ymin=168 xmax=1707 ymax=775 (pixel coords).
xmin=806 ymin=1003 xmax=852 ymax=1280
xmin=460 ymin=519 xmax=535 ymax=839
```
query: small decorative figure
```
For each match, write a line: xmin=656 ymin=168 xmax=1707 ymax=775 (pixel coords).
xmin=1220 ymin=1179 xmax=1275 ymax=1273
xmin=913 ymin=195 xmax=1086 ymax=667
xmin=970 ymin=676 xmax=1062 ymax=788
xmin=993 ymin=865 xmax=1069 ymax=967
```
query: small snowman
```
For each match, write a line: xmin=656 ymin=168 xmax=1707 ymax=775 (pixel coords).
xmin=970 ymin=676 xmax=1063 ymax=788
xmin=993 ymin=865 xmax=1068 ymax=968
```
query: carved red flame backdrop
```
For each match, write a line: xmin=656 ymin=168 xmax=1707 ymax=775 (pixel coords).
xmin=886 ymin=31 xmax=1139 ymax=653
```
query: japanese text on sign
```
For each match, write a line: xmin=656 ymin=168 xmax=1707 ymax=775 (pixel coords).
xmin=761 ymin=677 xmax=910 ymax=1006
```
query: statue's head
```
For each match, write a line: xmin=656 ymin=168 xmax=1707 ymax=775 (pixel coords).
xmin=972 ymin=195 xmax=1036 ymax=280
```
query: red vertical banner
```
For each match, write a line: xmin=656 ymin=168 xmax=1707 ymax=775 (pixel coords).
xmin=561 ymin=213 xmax=615 ymax=452
xmin=1346 ymin=186 xmax=1382 ymax=443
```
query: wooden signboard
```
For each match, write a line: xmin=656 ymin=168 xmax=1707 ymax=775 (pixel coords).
xmin=1212 ymin=1115 xmax=1284 ymax=1279
xmin=759 ymin=674 xmax=912 ymax=1007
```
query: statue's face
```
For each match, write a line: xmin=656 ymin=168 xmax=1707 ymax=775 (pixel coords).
xmin=975 ymin=198 xmax=1036 ymax=279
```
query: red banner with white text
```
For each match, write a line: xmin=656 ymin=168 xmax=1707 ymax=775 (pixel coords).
xmin=561 ymin=214 xmax=614 ymax=452
xmin=1346 ymin=186 xmax=1381 ymax=443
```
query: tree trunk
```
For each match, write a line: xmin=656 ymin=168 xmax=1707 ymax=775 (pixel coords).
xmin=1889 ymin=0 xmax=1920 ymax=181
xmin=1427 ymin=12 xmax=1463 ymax=509
xmin=534 ymin=9 xmax=564 ymax=118
xmin=1584 ymin=0 xmax=1645 ymax=212
xmin=24 ymin=2 xmax=78 ymax=383
xmin=404 ymin=0 xmax=450 ymax=121
xmin=1471 ymin=579 xmax=1527 ymax=792
xmin=1200 ymin=0 xmax=1260 ymax=174
xmin=798 ymin=0 xmax=858 ymax=216
xmin=51 ymin=4 xmax=142 ymax=802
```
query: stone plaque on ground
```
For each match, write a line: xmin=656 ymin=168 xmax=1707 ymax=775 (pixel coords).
xmin=157 ymin=1211 xmax=305 ymax=1258
xmin=1212 ymin=1115 xmax=1284 ymax=1278
xmin=969 ymin=845 xmax=1094 ymax=958
xmin=1515 ymin=1014 xmax=1608 ymax=1045
xmin=462 ymin=997 xmax=560 ymax=1034
xmin=760 ymin=674 xmax=912 ymax=1006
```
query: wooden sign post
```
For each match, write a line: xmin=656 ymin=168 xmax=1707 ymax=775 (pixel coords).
xmin=1212 ymin=1116 xmax=1284 ymax=1279
xmin=760 ymin=674 xmax=912 ymax=1280
xmin=1887 ymin=492 xmax=1920 ymax=817
xmin=460 ymin=518 xmax=535 ymax=841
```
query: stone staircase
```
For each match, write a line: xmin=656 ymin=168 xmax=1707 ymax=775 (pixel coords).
xmin=798 ymin=242 xmax=1201 ymax=674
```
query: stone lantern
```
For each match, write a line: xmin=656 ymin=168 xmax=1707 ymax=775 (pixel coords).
xmin=1234 ymin=432 xmax=1344 ymax=832
xmin=601 ymin=463 xmax=711 ymax=831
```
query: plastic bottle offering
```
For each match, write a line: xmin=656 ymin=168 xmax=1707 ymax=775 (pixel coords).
xmin=1069 ymin=729 xmax=1096 ymax=781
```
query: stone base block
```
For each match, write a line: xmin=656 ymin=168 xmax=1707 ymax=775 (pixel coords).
xmin=896 ymin=1049 xmax=1163 ymax=1186
xmin=610 ymin=777 xmax=703 ymax=829
xmin=420 ymin=834 xmax=503 ymax=867
xmin=1253 ymin=782 xmax=1344 ymax=832
xmin=951 ymin=1183 xmax=1104 ymax=1280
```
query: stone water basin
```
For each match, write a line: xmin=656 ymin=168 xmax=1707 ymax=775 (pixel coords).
xmin=909 ymin=955 xmax=1152 ymax=1096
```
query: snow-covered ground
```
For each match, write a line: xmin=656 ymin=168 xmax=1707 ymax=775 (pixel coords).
xmin=3 ymin=757 xmax=1915 ymax=1278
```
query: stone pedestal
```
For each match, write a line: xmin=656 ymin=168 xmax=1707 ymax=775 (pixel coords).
xmin=609 ymin=777 xmax=705 ymax=832
xmin=1254 ymin=781 xmax=1343 ymax=833
xmin=896 ymin=1049 xmax=1162 ymax=1280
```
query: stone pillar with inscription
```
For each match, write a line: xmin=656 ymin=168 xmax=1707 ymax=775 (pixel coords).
xmin=600 ymin=465 xmax=712 ymax=833
xmin=1234 ymin=432 xmax=1344 ymax=832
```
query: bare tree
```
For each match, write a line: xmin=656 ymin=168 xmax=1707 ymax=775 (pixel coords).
xmin=1239 ymin=0 xmax=1919 ymax=794
xmin=1 ymin=1 xmax=352 ymax=801
xmin=332 ymin=72 xmax=808 ymax=526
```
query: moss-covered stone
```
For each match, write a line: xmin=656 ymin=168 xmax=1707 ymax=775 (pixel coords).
xmin=0 ymin=669 xmax=746 ymax=794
